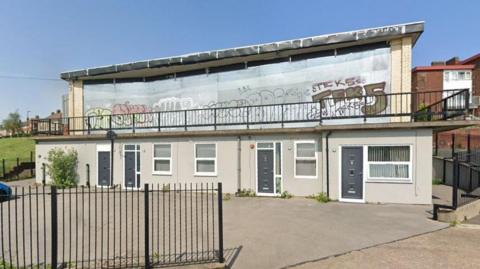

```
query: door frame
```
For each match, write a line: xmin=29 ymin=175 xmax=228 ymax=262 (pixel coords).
xmin=255 ymin=141 xmax=282 ymax=197
xmin=338 ymin=145 xmax=366 ymax=203
xmin=123 ymin=144 xmax=141 ymax=190
xmin=96 ymin=144 xmax=112 ymax=188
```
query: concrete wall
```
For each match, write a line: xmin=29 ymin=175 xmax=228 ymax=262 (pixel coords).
xmin=35 ymin=133 xmax=323 ymax=196
xmin=325 ymin=129 xmax=433 ymax=204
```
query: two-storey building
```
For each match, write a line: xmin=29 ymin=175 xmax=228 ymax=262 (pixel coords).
xmin=33 ymin=22 xmax=474 ymax=204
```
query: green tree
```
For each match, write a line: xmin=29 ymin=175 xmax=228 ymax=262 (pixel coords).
xmin=47 ymin=148 xmax=78 ymax=188
xmin=2 ymin=111 xmax=22 ymax=136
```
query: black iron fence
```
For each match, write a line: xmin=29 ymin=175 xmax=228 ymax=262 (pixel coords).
xmin=0 ymin=152 xmax=35 ymax=181
xmin=31 ymin=90 xmax=469 ymax=136
xmin=0 ymin=183 xmax=224 ymax=268
xmin=433 ymin=151 xmax=480 ymax=219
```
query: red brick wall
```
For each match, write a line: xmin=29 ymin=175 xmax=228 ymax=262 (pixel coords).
xmin=411 ymin=70 xmax=444 ymax=110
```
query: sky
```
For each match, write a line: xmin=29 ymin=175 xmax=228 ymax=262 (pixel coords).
xmin=0 ymin=0 xmax=478 ymax=121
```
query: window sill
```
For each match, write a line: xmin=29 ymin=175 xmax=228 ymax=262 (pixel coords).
xmin=294 ymin=175 xmax=317 ymax=179
xmin=194 ymin=173 xmax=218 ymax=177
xmin=152 ymin=172 xmax=172 ymax=176
xmin=366 ymin=179 xmax=412 ymax=184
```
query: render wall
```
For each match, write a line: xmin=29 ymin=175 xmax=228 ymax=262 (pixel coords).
xmin=36 ymin=128 xmax=433 ymax=204
xmin=35 ymin=133 xmax=323 ymax=196
xmin=325 ymin=129 xmax=433 ymax=204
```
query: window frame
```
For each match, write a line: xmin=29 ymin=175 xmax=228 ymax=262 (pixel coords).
xmin=294 ymin=140 xmax=318 ymax=179
xmin=194 ymin=143 xmax=217 ymax=177
xmin=365 ymin=145 xmax=413 ymax=183
xmin=152 ymin=143 xmax=172 ymax=175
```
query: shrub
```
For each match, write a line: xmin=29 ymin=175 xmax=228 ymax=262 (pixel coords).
xmin=415 ymin=103 xmax=431 ymax=122
xmin=0 ymin=259 xmax=16 ymax=269
xmin=307 ymin=192 xmax=330 ymax=203
xmin=432 ymin=178 xmax=443 ymax=185
xmin=280 ymin=191 xmax=293 ymax=199
xmin=237 ymin=189 xmax=256 ymax=197
xmin=46 ymin=148 xmax=78 ymax=188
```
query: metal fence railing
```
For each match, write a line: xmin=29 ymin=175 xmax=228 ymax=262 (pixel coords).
xmin=433 ymin=152 xmax=480 ymax=219
xmin=0 ymin=151 xmax=35 ymax=181
xmin=31 ymin=89 xmax=470 ymax=136
xmin=0 ymin=183 xmax=224 ymax=269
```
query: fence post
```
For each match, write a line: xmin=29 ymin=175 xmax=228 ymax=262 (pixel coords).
xmin=184 ymin=110 xmax=188 ymax=131
xmin=48 ymin=119 xmax=52 ymax=135
xmin=86 ymin=164 xmax=90 ymax=187
xmin=464 ymin=90 xmax=470 ymax=118
xmin=51 ymin=186 xmax=58 ymax=269
xmin=109 ymin=115 xmax=112 ymax=131
xmin=443 ymin=99 xmax=448 ymax=120
xmin=144 ymin=184 xmax=150 ymax=269
xmin=87 ymin=116 xmax=91 ymax=135
xmin=363 ymin=95 xmax=367 ymax=122
xmin=42 ymin=163 xmax=46 ymax=185
xmin=281 ymin=104 xmax=284 ymax=128
xmin=30 ymin=151 xmax=34 ymax=178
xmin=157 ymin=112 xmax=161 ymax=132
xmin=16 ymin=157 xmax=20 ymax=180
xmin=217 ymin=182 xmax=224 ymax=263
xmin=246 ymin=107 xmax=250 ymax=129
xmin=214 ymin=108 xmax=217 ymax=130
xmin=442 ymin=158 xmax=446 ymax=184
xmin=132 ymin=114 xmax=136 ymax=133
xmin=434 ymin=133 xmax=438 ymax=156
xmin=452 ymin=154 xmax=459 ymax=209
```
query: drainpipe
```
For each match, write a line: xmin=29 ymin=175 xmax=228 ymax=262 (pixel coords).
xmin=237 ymin=136 xmax=242 ymax=193
xmin=325 ymin=131 xmax=332 ymax=198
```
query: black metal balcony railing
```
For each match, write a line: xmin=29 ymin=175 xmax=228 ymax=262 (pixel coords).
xmin=32 ymin=90 xmax=470 ymax=136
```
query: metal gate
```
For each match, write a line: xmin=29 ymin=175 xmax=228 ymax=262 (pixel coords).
xmin=0 ymin=183 xmax=224 ymax=268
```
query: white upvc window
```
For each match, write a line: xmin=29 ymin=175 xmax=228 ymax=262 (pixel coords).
xmin=444 ymin=71 xmax=450 ymax=81
xmin=153 ymin=144 xmax=172 ymax=175
xmin=367 ymin=145 xmax=412 ymax=182
xmin=194 ymin=143 xmax=217 ymax=176
xmin=294 ymin=141 xmax=317 ymax=178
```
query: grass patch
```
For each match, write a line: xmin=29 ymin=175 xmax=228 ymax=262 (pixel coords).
xmin=222 ymin=193 xmax=232 ymax=201
xmin=307 ymin=192 xmax=330 ymax=203
xmin=0 ymin=137 xmax=35 ymax=173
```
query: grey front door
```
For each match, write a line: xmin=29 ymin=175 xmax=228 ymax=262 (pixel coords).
xmin=341 ymin=147 xmax=363 ymax=200
xmin=257 ymin=149 xmax=274 ymax=193
xmin=98 ymin=151 xmax=111 ymax=186
xmin=124 ymin=151 xmax=136 ymax=188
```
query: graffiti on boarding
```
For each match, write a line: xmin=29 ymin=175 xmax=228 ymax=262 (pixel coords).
xmin=84 ymin=47 xmax=391 ymax=127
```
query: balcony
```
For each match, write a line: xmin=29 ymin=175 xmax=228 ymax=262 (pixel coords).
xmin=31 ymin=90 xmax=470 ymax=136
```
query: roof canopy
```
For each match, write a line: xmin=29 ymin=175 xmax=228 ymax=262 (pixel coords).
xmin=61 ymin=21 xmax=424 ymax=81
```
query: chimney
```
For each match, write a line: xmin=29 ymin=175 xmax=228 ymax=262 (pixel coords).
xmin=446 ymin=57 xmax=460 ymax=65
xmin=431 ymin=61 xmax=445 ymax=66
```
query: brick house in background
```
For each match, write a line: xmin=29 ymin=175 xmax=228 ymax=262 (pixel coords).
xmin=412 ymin=53 xmax=480 ymax=117
xmin=412 ymin=53 xmax=480 ymax=156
